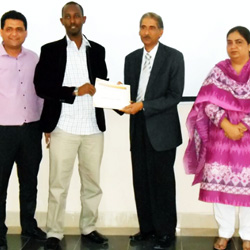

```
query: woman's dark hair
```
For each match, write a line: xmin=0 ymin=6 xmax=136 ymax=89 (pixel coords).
xmin=227 ymin=26 xmax=250 ymax=44
xmin=1 ymin=10 xmax=27 ymax=30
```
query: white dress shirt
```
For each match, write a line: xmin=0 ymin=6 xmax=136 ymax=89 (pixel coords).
xmin=136 ymin=43 xmax=159 ymax=102
xmin=57 ymin=35 xmax=100 ymax=135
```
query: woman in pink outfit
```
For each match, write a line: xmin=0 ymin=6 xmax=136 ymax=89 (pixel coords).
xmin=184 ymin=26 xmax=250 ymax=250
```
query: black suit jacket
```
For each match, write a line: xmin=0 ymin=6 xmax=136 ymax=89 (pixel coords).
xmin=34 ymin=36 xmax=108 ymax=133
xmin=124 ymin=43 xmax=185 ymax=151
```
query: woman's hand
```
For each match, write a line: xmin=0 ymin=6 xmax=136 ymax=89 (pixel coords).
xmin=238 ymin=122 xmax=248 ymax=132
xmin=221 ymin=118 xmax=246 ymax=140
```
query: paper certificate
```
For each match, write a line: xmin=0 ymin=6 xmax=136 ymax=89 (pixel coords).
xmin=93 ymin=78 xmax=130 ymax=109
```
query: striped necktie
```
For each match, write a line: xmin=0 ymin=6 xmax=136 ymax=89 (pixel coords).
xmin=136 ymin=53 xmax=152 ymax=102
xmin=143 ymin=53 xmax=151 ymax=71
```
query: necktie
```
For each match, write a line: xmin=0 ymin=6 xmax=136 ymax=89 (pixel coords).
xmin=137 ymin=53 xmax=151 ymax=102
xmin=143 ymin=53 xmax=151 ymax=71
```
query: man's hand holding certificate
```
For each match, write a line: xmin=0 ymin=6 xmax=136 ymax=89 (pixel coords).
xmin=120 ymin=101 xmax=143 ymax=115
xmin=93 ymin=78 xmax=130 ymax=110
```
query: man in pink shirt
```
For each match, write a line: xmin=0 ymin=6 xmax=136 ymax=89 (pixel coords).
xmin=0 ymin=10 xmax=45 ymax=250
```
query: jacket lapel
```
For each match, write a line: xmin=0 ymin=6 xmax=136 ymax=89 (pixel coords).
xmin=145 ymin=43 xmax=165 ymax=97
xmin=86 ymin=46 xmax=95 ymax=84
xmin=132 ymin=49 xmax=143 ymax=101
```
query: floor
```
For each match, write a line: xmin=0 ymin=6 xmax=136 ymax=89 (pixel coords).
xmin=5 ymin=228 xmax=243 ymax=250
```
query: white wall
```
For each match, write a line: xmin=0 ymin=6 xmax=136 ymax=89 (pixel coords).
xmin=1 ymin=0 xmax=250 ymax=96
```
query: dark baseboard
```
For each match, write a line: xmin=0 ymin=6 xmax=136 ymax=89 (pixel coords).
xmin=181 ymin=96 xmax=196 ymax=102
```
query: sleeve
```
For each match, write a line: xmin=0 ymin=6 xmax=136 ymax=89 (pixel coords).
xmin=204 ymin=103 xmax=226 ymax=127
xmin=34 ymin=45 xmax=76 ymax=104
xmin=241 ymin=114 xmax=250 ymax=130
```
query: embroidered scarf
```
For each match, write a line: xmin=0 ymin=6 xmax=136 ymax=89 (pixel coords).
xmin=183 ymin=59 xmax=250 ymax=185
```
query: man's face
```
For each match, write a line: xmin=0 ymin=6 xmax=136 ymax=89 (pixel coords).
xmin=0 ymin=19 xmax=27 ymax=50
xmin=60 ymin=4 xmax=86 ymax=38
xmin=139 ymin=17 xmax=163 ymax=50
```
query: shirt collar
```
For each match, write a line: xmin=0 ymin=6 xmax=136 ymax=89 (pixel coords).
xmin=0 ymin=42 xmax=25 ymax=57
xmin=66 ymin=35 xmax=91 ymax=49
xmin=143 ymin=42 xmax=159 ymax=58
xmin=0 ymin=43 xmax=7 ymax=56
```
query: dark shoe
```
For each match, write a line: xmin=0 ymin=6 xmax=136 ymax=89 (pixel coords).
xmin=21 ymin=227 xmax=46 ymax=241
xmin=154 ymin=234 xmax=176 ymax=249
xmin=45 ymin=237 xmax=60 ymax=250
xmin=0 ymin=236 xmax=7 ymax=250
xmin=81 ymin=231 xmax=108 ymax=244
xmin=130 ymin=232 xmax=155 ymax=242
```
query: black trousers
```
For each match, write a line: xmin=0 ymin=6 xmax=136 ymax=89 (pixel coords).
xmin=131 ymin=112 xmax=177 ymax=236
xmin=0 ymin=122 xmax=42 ymax=236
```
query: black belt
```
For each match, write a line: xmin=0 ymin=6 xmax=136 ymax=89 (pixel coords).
xmin=0 ymin=121 xmax=39 ymax=127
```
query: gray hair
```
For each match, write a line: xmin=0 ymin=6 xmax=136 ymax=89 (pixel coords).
xmin=139 ymin=12 xmax=164 ymax=29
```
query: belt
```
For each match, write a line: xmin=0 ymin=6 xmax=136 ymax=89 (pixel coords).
xmin=0 ymin=121 xmax=39 ymax=127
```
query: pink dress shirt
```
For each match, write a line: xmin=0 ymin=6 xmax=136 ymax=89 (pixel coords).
xmin=0 ymin=43 xmax=43 ymax=125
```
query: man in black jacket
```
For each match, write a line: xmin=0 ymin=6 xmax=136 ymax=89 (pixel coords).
xmin=34 ymin=2 xmax=108 ymax=249
xmin=121 ymin=12 xmax=184 ymax=249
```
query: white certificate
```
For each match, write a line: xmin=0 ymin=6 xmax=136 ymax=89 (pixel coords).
xmin=93 ymin=78 xmax=130 ymax=109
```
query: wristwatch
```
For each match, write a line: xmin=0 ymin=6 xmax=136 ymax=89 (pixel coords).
xmin=73 ymin=87 xmax=79 ymax=96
